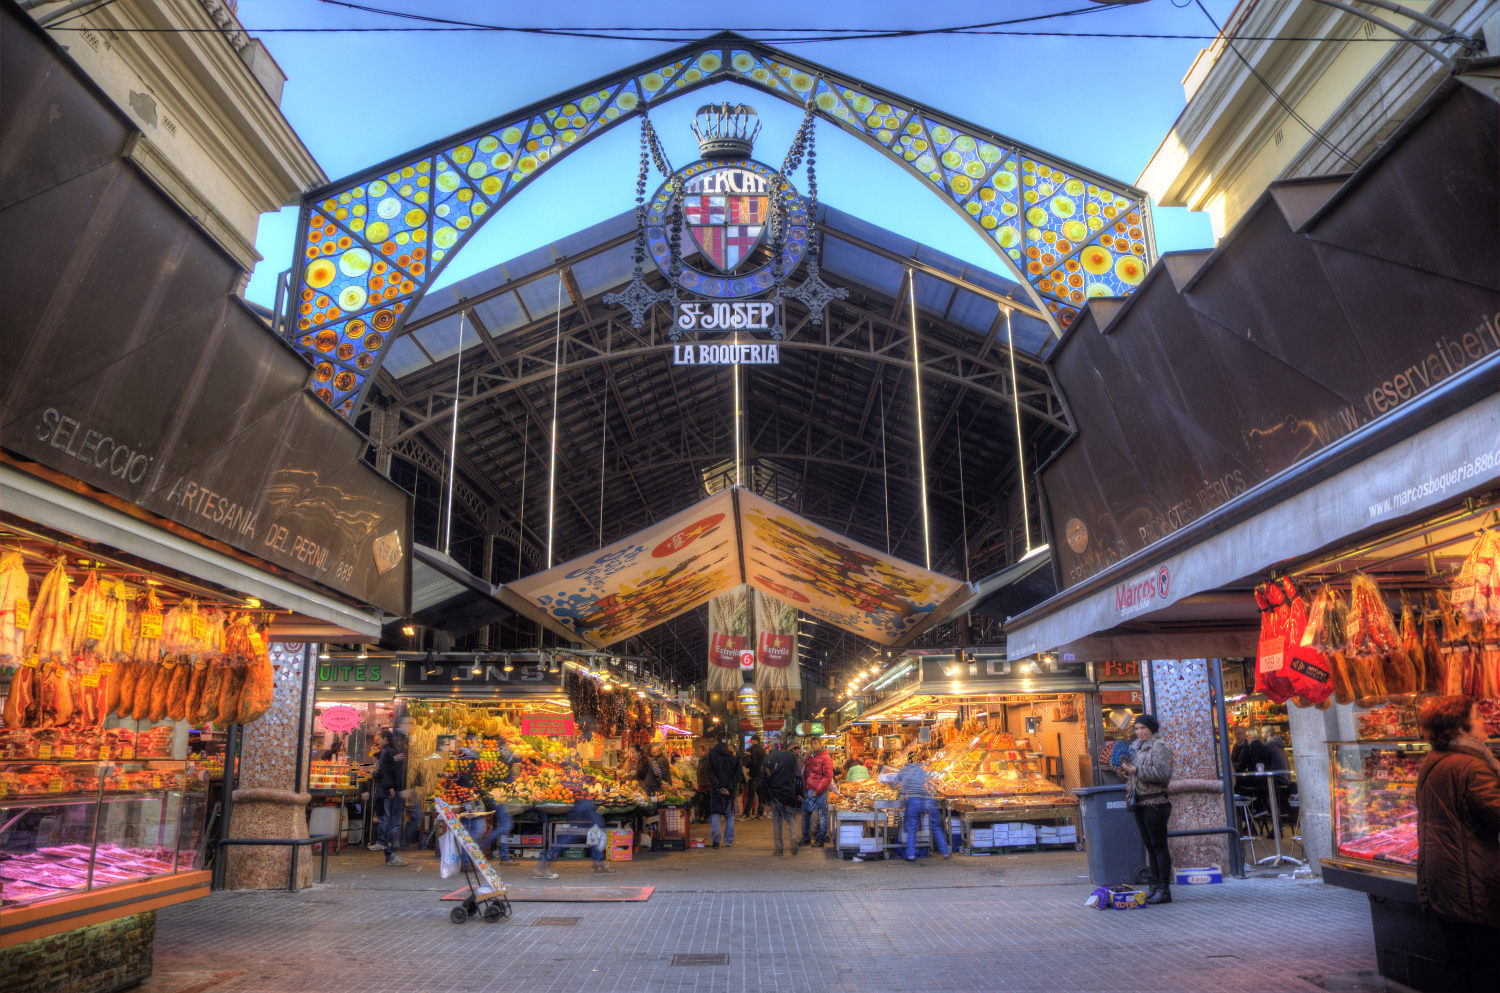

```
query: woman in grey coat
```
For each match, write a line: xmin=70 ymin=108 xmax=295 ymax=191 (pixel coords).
xmin=1119 ymin=713 xmax=1175 ymax=904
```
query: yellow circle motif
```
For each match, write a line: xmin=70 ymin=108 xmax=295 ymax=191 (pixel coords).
xmin=305 ymin=258 xmax=336 ymax=288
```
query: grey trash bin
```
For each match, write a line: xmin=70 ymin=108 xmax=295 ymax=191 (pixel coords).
xmin=1073 ymin=785 xmax=1148 ymax=885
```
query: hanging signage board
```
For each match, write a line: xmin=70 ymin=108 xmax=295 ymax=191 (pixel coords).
xmin=520 ymin=713 xmax=576 ymax=736
xmin=398 ymin=660 xmax=564 ymax=696
xmin=676 ymin=301 xmax=776 ymax=332
xmin=316 ymin=659 xmax=397 ymax=689
xmin=320 ymin=705 xmax=362 ymax=732
xmin=1101 ymin=689 xmax=1144 ymax=706
xmin=1098 ymin=660 xmax=1141 ymax=682
xmin=738 ymin=649 xmax=755 ymax=671
xmin=917 ymin=654 xmax=1093 ymax=694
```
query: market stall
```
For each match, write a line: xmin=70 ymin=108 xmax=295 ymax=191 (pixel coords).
xmin=834 ymin=649 xmax=1095 ymax=858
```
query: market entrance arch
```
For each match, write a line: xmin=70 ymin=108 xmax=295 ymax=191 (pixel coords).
xmin=284 ymin=32 xmax=1154 ymax=419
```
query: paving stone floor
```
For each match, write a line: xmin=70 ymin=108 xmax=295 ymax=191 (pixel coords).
xmin=148 ymin=817 xmax=1379 ymax=993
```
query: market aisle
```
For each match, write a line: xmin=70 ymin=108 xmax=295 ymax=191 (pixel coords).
xmin=146 ymin=849 xmax=1378 ymax=993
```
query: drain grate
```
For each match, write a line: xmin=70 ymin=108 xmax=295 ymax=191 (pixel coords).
xmin=532 ymin=917 xmax=581 ymax=926
xmin=671 ymin=954 xmax=729 ymax=967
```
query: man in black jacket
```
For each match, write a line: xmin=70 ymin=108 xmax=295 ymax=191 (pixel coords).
xmin=761 ymin=737 xmax=803 ymax=856
xmin=741 ymin=735 xmax=766 ymax=819
xmin=372 ymin=730 xmax=407 ymax=866
xmin=705 ymin=735 xmax=740 ymax=849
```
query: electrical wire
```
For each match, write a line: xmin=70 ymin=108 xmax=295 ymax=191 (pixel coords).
xmin=1194 ymin=0 xmax=1360 ymax=169
xmin=545 ymin=273 xmax=563 ymax=568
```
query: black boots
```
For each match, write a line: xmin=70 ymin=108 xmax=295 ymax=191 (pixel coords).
xmin=1145 ymin=883 xmax=1172 ymax=904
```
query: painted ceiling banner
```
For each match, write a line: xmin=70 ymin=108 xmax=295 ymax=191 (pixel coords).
xmin=506 ymin=485 xmax=972 ymax=650
xmin=507 ymin=489 xmax=740 ymax=649
xmin=736 ymin=489 xmax=970 ymax=646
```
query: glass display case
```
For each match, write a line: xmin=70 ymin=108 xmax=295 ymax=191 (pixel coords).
xmin=0 ymin=760 xmax=206 ymax=909
xmin=1329 ymin=740 xmax=1425 ymax=871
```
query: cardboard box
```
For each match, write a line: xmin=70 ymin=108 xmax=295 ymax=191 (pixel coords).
xmin=607 ymin=828 xmax=633 ymax=845
xmin=1175 ymin=866 xmax=1223 ymax=885
xmin=970 ymin=829 xmax=994 ymax=846
xmin=521 ymin=835 xmax=545 ymax=846
xmin=606 ymin=845 xmax=633 ymax=862
xmin=858 ymin=838 xmax=882 ymax=854
xmin=1107 ymin=885 xmax=1146 ymax=909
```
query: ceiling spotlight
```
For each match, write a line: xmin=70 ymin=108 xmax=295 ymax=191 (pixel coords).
xmin=471 ymin=667 xmax=480 ymax=675
xmin=401 ymin=625 xmax=415 ymax=636
xmin=503 ymin=663 xmax=514 ymax=672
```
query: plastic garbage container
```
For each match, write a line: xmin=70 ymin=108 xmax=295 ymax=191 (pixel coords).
xmin=1073 ymin=785 xmax=1149 ymax=885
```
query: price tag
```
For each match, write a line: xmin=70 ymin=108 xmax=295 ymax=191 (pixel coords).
xmin=99 ymin=662 xmax=116 ymax=674
xmin=191 ymin=615 xmax=207 ymax=640
xmin=48 ymin=777 xmax=65 ymax=793
xmin=140 ymin=613 xmax=163 ymax=639
xmin=60 ymin=744 xmax=76 ymax=758
xmin=14 ymin=599 xmax=30 ymax=627
xmin=23 ymin=655 xmax=39 ymax=669
xmin=38 ymin=744 xmax=52 ymax=759
xmin=1452 ymin=582 xmax=1475 ymax=606
xmin=99 ymin=747 xmax=111 ymax=761
xmin=86 ymin=611 xmax=106 ymax=639
xmin=249 ymin=631 xmax=266 ymax=654
xmin=82 ymin=674 xmax=101 ymax=687
xmin=150 ymin=775 xmax=163 ymax=789
xmin=1260 ymin=637 xmax=1284 ymax=672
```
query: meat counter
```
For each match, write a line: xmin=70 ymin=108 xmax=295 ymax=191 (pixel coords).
xmin=0 ymin=759 xmax=210 ymax=948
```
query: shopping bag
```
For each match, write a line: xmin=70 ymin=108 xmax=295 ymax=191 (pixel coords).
xmin=585 ymin=825 xmax=608 ymax=850
xmin=1280 ymin=578 xmax=1333 ymax=704
xmin=438 ymin=828 xmax=460 ymax=878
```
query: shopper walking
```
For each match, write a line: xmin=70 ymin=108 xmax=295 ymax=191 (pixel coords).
xmin=705 ymin=734 xmax=740 ymax=849
xmin=1415 ymin=695 xmax=1500 ymax=992
xmin=762 ymin=737 xmax=803 ymax=856
xmin=893 ymin=751 xmax=951 ymax=862
xmin=801 ymin=738 xmax=835 ymax=847
xmin=1119 ymin=714 xmax=1174 ymax=904
xmin=372 ymin=730 xmax=407 ymax=866
xmin=742 ymin=735 xmax=766 ymax=819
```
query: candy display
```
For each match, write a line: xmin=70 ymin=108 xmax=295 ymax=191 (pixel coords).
xmin=928 ymin=731 xmax=1065 ymax=798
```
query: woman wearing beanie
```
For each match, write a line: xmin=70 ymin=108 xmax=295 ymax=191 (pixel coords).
xmin=1119 ymin=713 xmax=1174 ymax=904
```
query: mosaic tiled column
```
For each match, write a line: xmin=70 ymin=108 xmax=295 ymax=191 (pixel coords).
xmin=226 ymin=643 xmax=316 ymax=889
xmin=1145 ymin=659 xmax=1230 ymax=870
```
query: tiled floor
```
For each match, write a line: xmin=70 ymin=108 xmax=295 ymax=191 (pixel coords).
xmin=152 ymin=817 xmax=1377 ymax=993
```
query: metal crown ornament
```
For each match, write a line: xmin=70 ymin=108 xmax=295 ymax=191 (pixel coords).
xmin=691 ymin=103 xmax=762 ymax=159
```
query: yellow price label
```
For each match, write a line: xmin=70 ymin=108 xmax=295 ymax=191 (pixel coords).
xmin=140 ymin=613 xmax=163 ymax=639
xmin=48 ymin=777 xmax=65 ymax=793
xmin=23 ymin=655 xmax=40 ymax=669
xmin=98 ymin=662 xmax=116 ymax=675
xmin=14 ymin=599 xmax=30 ymax=627
xmin=190 ymin=615 xmax=207 ymax=640
xmin=82 ymin=674 xmax=101 ymax=687
xmin=99 ymin=747 xmax=111 ymax=761
xmin=249 ymin=631 xmax=266 ymax=654
xmin=38 ymin=744 xmax=52 ymax=759
xmin=86 ymin=611 xmax=106 ymax=639
xmin=60 ymin=744 xmax=76 ymax=758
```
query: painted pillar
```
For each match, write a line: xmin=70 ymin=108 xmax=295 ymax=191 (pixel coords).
xmin=226 ymin=642 xmax=316 ymax=889
xmin=1146 ymin=659 xmax=1230 ymax=870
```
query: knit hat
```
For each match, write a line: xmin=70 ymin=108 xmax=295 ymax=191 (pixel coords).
xmin=1134 ymin=713 xmax=1160 ymax=734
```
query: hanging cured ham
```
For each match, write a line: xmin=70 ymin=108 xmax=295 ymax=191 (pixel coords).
xmin=0 ymin=551 xmax=28 ymax=662
xmin=1304 ymin=587 xmax=1355 ymax=705
xmin=234 ymin=618 xmax=274 ymax=725
xmin=1453 ymin=529 xmax=1500 ymax=623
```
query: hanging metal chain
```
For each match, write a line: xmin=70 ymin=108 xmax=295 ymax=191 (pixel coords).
xmin=779 ymin=94 xmax=845 ymax=326
xmin=605 ymin=115 xmax=678 ymax=331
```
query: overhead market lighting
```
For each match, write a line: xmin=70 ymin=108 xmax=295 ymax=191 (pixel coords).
xmin=402 ymin=625 xmax=415 ymax=636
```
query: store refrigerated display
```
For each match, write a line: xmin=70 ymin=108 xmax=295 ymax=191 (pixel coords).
xmin=0 ymin=760 xmax=205 ymax=910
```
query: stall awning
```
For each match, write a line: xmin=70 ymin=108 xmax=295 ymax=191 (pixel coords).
xmin=2 ymin=464 xmax=383 ymax=641
xmin=507 ymin=485 xmax=972 ymax=650
xmin=1006 ymin=375 xmax=1499 ymax=659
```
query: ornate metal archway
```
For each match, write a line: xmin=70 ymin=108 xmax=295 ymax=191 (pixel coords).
xmin=286 ymin=32 xmax=1154 ymax=419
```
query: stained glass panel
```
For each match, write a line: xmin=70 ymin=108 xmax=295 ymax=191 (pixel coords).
xmin=289 ymin=38 xmax=1153 ymax=416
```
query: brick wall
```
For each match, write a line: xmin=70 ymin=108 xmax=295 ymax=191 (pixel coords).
xmin=2 ymin=911 xmax=156 ymax=993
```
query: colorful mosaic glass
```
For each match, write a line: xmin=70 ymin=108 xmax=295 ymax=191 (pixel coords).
xmin=291 ymin=39 xmax=1152 ymax=417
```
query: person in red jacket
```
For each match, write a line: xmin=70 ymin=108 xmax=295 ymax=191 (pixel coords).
xmin=800 ymin=738 xmax=835 ymax=847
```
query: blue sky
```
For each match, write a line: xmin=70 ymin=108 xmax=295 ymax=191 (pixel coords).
xmin=238 ymin=0 xmax=1235 ymax=307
